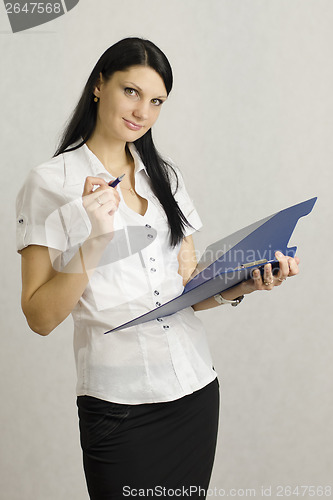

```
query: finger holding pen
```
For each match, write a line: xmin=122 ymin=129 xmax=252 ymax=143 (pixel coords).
xmin=94 ymin=174 xmax=125 ymax=211
xmin=82 ymin=175 xmax=124 ymax=239
xmin=83 ymin=175 xmax=125 ymax=208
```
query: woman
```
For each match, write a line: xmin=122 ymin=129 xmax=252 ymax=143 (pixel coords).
xmin=16 ymin=38 xmax=299 ymax=499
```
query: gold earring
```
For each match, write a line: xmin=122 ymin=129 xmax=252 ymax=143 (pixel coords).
xmin=94 ymin=96 xmax=99 ymax=103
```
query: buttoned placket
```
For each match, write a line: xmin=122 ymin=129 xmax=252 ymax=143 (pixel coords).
xmin=89 ymin=150 xmax=172 ymax=332
xmin=142 ymin=224 xmax=162 ymax=308
xmin=128 ymin=169 xmax=167 ymax=320
xmin=142 ymin=219 xmax=197 ymax=390
xmin=140 ymin=219 xmax=173 ymax=331
xmin=131 ymin=216 xmax=171 ymax=333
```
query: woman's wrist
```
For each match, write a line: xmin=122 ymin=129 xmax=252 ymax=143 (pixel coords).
xmin=214 ymin=293 xmax=244 ymax=306
xmin=220 ymin=282 xmax=248 ymax=301
xmin=79 ymin=234 xmax=112 ymax=274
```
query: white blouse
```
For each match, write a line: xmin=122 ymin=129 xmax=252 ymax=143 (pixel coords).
xmin=16 ymin=143 xmax=217 ymax=404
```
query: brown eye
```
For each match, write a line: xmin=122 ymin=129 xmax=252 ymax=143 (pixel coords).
xmin=124 ymin=87 xmax=138 ymax=97
xmin=151 ymin=98 xmax=163 ymax=106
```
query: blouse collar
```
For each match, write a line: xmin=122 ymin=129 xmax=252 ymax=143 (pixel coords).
xmin=63 ymin=141 xmax=147 ymax=186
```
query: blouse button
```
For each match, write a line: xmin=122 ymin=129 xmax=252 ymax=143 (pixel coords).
xmin=145 ymin=224 xmax=151 ymax=228
xmin=155 ymin=302 xmax=161 ymax=307
xmin=163 ymin=325 xmax=169 ymax=330
xmin=156 ymin=318 xmax=163 ymax=322
xmin=150 ymin=268 xmax=156 ymax=273
xmin=154 ymin=290 xmax=159 ymax=296
xmin=150 ymin=257 xmax=155 ymax=262
xmin=147 ymin=234 xmax=154 ymax=239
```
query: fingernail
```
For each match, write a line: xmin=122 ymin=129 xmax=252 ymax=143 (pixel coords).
xmin=276 ymin=251 xmax=283 ymax=257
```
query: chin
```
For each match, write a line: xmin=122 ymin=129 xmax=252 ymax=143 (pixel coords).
xmin=124 ymin=129 xmax=148 ymax=143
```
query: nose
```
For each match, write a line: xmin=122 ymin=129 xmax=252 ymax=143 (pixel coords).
xmin=133 ymin=100 xmax=150 ymax=121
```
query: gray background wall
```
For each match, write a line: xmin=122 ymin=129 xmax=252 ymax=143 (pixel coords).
xmin=1 ymin=1 xmax=332 ymax=499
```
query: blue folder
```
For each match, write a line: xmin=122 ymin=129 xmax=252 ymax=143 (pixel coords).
xmin=104 ymin=197 xmax=317 ymax=334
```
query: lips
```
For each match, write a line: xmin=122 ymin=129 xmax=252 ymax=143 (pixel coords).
xmin=123 ymin=118 xmax=143 ymax=131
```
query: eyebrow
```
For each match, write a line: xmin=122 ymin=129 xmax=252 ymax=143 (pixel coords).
xmin=123 ymin=81 xmax=167 ymax=99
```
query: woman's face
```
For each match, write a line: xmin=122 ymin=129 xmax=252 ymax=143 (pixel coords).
xmin=93 ymin=65 xmax=168 ymax=144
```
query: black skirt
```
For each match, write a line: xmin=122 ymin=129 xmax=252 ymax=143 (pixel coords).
xmin=77 ymin=378 xmax=220 ymax=500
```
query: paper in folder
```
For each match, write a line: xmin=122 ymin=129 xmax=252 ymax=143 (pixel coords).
xmin=104 ymin=197 xmax=317 ymax=334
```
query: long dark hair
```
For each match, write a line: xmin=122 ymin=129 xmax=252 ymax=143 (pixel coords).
xmin=54 ymin=37 xmax=191 ymax=246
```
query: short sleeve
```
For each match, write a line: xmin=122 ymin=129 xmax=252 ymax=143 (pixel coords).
xmin=170 ymin=164 xmax=203 ymax=237
xmin=16 ymin=160 xmax=89 ymax=253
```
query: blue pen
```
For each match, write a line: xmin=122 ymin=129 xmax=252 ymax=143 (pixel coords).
xmin=109 ymin=173 xmax=125 ymax=188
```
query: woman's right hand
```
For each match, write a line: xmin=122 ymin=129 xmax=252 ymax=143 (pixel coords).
xmin=20 ymin=177 xmax=120 ymax=336
xmin=82 ymin=176 xmax=120 ymax=240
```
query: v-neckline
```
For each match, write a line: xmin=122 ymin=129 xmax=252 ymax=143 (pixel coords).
xmin=84 ymin=142 xmax=150 ymax=218
xmin=118 ymin=185 xmax=150 ymax=219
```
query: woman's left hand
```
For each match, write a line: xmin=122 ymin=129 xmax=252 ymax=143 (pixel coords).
xmin=242 ymin=251 xmax=300 ymax=294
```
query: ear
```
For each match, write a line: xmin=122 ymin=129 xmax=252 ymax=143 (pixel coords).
xmin=93 ymin=72 xmax=105 ymax=98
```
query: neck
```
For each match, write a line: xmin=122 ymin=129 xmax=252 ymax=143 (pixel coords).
xmin=86 ymin=133 xmax=132 ymax=176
